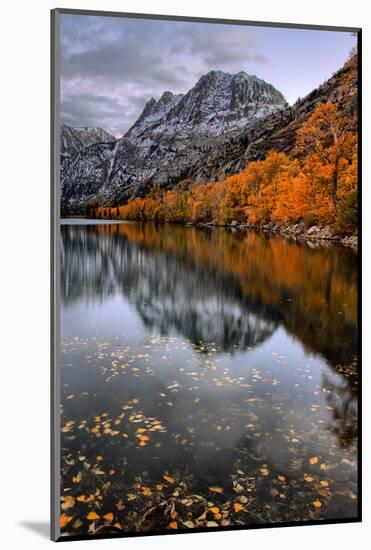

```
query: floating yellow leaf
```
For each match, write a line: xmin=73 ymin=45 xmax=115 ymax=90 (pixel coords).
xmin=209 ymin=486 xmax=224 ymax=494
xmin=94 ymin=416 xmax=101 ymax=422
xmin=103 ymin=513 xmax=114 ymax=522
xmin=234 ymin=503 xmax=244 ymax=512
xmin=259 ymin=467 xmax=269 ymax=476
xmin=309 ymin=456 xmax=319 ymax=465
xmin=136 ymin=428 xmax=146 ymax=433
xmin=72 ymin=473 xmax=82 ymax=484
xmin=73 ymin=519 xmax=83 ymax=529
xmin=114 ymin=522 xmax=122 ymax=529
xmin=312 ymin=500 xmax=322 ymax=508
xmin=62 ymin=496 xmax=75 ymax=509
xmin=278 ymin=475 xmax=286 ymax=481
xmin=169 ymin=521 xmax=178 ymax=529
xmin=116 ymin=500 xmax=125 ymax=511
xmin=142 ymin=487 xmax=152 ymax=496
xmin=87 ymin=511 xmax=100 ymax=520
xmin=171 ymin=511 xmax=178 ymax=519
xmin=209 ymin=507 xmax=220 ymax=514
xmin=304 ymin=475 xmax=315 ymax=482
xmin=320 ymin=480 xmax=330 ymax=487
xmin=156 ymin=484 xmax=164 ymax=491
xmin=184 ymin=520 xmax=195 ymax=528
xmin=61 ymin=424 xmax=74 ymax=433
xmin=96 ymin=456 xmax=103 ymax=461
xmin=76 ymin=495 xmax=86 ymax=502
xmin=163 ymin=475 xmax=175 ymax=484
xmin=60 ymin=514 xmax=73 ymax=529
xmin=139 ymin=435 xmax=150 ymax=442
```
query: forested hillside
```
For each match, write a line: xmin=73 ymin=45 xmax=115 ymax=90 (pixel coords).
xmin=96 ymin=56 xmax=358 ymax=238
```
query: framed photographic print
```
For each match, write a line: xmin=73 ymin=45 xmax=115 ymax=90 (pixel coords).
xmin=51 ymin=8 xmax=361 ymax=541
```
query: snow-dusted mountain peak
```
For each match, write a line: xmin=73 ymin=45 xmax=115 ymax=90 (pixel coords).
xmin=126 ymin=91 xmax=184 ymax=139
xmin=126 ymin=69 xmax=287 ymax=142
xmin=61 ymin=68 xmax=288 ymax=206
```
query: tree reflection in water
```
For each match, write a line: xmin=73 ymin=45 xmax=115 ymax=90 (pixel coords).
xmin=59 ymin=222 xmax=358 ymax=534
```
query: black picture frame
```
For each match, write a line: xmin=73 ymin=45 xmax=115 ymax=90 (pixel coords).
xmin=51 ymin=8 xmax=362 ymax=542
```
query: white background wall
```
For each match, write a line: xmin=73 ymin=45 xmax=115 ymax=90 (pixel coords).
xmin=0 ymin=0 xmax=368 ymax=548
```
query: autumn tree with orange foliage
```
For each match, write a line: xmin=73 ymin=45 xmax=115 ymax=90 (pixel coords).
xmin=96 ymin=96 xmax=357 ymax=235
xmin=244 ymin=151 xmax=292 ymax=224
xmin=296 ymin=102 xmax=357 ymax=222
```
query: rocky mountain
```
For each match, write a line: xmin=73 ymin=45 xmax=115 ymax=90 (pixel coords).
xmin=127 ymin=71 xmax=286 ymax=140
xmin=60 ymin=57 xmax=357 ymax=208
xmin=60 ymin=124 xmax=116 ymax=156
xmin=61 ymin=71 xmax=287 ymax=206
xmin=189 ymin=56 xmax=358 ymax=180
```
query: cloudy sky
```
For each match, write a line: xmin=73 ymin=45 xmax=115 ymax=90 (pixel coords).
xmin=60 ymin=14 xmax=356 ymax=137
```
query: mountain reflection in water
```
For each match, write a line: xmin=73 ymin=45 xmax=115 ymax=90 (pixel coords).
xmin=60 ymin=222 xmax=358 ymax=535
xmin=61 ymin=222 xmax=357 ymax=364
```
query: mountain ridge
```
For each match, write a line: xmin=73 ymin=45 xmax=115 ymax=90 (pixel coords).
xmin=61 ymin=69 xmax=287 ymax=206
xmin=60 ymin=124 xmax=117 ymax=157
xmin=60 ymin=59 xmax=356 ymax=209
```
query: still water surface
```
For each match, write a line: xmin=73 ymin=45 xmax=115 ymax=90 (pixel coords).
xmin=60 ymin=221 xmax=358 ymax=535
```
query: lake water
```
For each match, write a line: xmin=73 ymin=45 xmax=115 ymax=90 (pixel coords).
xmin=59 ymin=221 xmax=358 ymax=535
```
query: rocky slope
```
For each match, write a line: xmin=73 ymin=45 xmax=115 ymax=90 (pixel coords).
xmin=60 ymin=125 xmax=116 ymax=156
xmin=61 ymin=71 xmax=287 ymax=206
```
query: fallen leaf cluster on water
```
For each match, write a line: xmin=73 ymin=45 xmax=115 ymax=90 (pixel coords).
xmin=59 ymin=335 xmax=358 ymax=536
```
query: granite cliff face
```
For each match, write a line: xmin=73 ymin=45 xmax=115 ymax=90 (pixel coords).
xmin=60 ymin=58 xmax=357 ymax=208
xmin=60 ymin=70 xmax=287 ymax=206
xmin=127 ymin=71 xmax=286 ymax=140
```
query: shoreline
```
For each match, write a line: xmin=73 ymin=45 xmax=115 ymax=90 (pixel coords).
xmin=60 ymin=217 xmax=357 ymax=250
xmin=203 ymin=220 xmax=358 ymax=250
